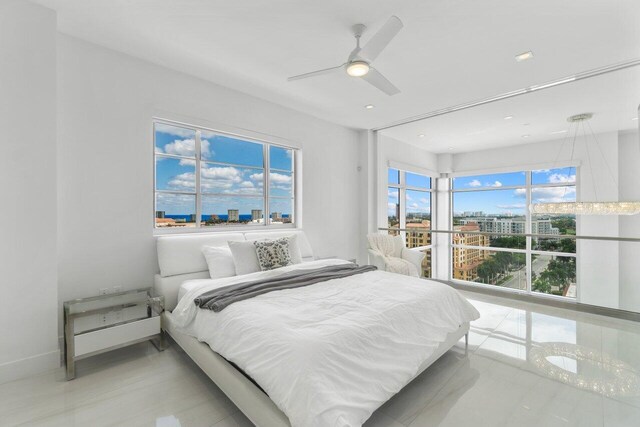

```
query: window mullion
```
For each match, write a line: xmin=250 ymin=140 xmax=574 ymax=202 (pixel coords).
xmin=195 ymin=130 xmax=202 ymax=228
xmin=526 ymin=170 xmax=532 ymax=294
xmin=264 ymin=144 xmax=269 ymax=226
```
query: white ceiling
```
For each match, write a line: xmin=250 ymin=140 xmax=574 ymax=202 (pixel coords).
xmin=36 ymin=0 xmax=640 ymax=151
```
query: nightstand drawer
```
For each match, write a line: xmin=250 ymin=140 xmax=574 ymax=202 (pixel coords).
xmin=75 ymin=316 xmax=161 ymax=357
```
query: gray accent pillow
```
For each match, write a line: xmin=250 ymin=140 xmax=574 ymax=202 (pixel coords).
xmin=254 ymin=237 xmax=293 ymax=271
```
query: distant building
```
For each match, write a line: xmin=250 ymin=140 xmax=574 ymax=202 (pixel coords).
xmin=462 ymin=211 xmax=484 ymax=217
xmin=251 ymin=209 xmax=263 ymax=221
xmin=155 ymin=211 xmax=165 ymax=219
xmin=405 ymin=220 xmax=432 ymax=277
xmin=189 ymin=214 xmax=197 ymax=223
xmin=460 ymin=217 xmax=559 ymax=235
xmin=210 ymin=214 xmax=219 ymax=220
xmin=452 ymin=223 xmax=490 ymax=282
xmin=271 ymin=212 xmax=282 ymax=222
xmin=228 ymin=209 xmax=239 ymax=222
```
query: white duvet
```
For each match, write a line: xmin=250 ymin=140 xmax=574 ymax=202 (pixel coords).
xmin=172 ymin=259 xmax=480 ymax=427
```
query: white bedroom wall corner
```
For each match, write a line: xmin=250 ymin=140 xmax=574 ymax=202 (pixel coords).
xmin=357 ymin=129 xmax=375 ymax=264
xmin=0 ymin=0 xmax=60 ymax=383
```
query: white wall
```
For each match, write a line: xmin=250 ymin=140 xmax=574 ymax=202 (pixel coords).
xmin=57 ymin=36 xmax=362 ymax=333
xmin=375 ymin=135 xmax=439 ymax=230
xmin=0 ymin=1 xmax=59 ymax=383
xmin=618 ymin=130 xmax=640 ymax=312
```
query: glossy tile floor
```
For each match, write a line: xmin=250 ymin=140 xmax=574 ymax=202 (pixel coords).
xmin=2 ymin=291 xmax=639 ymax=427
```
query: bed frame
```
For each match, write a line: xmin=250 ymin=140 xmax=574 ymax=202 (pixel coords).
xmin=154 ymin=230 xmax=469 ymax=427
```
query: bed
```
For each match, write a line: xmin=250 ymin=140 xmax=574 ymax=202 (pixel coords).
xmin=154 ymin=230 xmax=479 ymax=427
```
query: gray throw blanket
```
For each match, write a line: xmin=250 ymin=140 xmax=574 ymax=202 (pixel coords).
xmin=195 ymin=263 xmax=378 ymax=312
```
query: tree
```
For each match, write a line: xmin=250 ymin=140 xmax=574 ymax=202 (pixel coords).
xmin=477 ymin=259 xmax=498 ymax=284
xmin=533 ymin=276 xmax=552 ymax=293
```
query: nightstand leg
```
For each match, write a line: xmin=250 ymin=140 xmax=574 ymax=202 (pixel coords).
xmin=151 ymin=330 xmax=167 ymax=352
xmin=64 ymin=313 xmax=75 ymax=380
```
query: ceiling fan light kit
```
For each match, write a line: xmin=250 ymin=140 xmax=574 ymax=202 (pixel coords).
xmin=347 ymin=61 xmax=370 ymax=77
xmin=287 ymin=15 xmax=403 ymax=95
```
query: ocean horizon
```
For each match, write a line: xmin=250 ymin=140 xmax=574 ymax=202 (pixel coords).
xmin=163 ymin=214 xmax=290 ymax=221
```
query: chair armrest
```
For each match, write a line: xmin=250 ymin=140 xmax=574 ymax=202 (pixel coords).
xmin=368 ymin=249 xmax=387 ymax=271
xmin=401 ymin=248 xmax=426 ymax=277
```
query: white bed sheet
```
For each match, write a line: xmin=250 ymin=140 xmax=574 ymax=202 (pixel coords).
xmin=172 ymin=259 xmax=480 ymax=427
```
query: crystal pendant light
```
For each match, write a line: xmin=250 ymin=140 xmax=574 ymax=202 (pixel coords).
xmin=530 ymin=113 xmax=640 ymax=215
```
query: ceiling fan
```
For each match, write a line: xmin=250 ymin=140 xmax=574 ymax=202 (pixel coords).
xmin=287 ymin=16 xmax=404 ymax=96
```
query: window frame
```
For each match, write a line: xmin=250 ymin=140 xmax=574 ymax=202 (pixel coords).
xmin=448 ymin=166 xmax=578 ymax=300
xmin=388 ymin=167 xmax=435 ymax=278
xmin=153 ymin=118 xmax=297 ymax=234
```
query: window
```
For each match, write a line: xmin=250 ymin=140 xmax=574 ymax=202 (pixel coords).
xmin=388 ymin=168 xmax=433 ymax=278
xmin=451 ymin=167 xmax=577 ymax=298
xmin=154 ymin=120 xmax=296 ymax=230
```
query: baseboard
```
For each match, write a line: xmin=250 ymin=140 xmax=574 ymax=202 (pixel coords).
xmin=0 ymin=350 xmax=61 ymax=384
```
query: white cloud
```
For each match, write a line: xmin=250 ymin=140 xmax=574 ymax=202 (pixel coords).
xmin=468 ymin=179 xmax=482 ymax=187
xmin=163 ymin=139 xmax=196 ymax=157
xmin=239 ymin=181 xmax=255 ymax=188
xmin=269 ymin=172 xmax=292 ymax=184
xmin=531 ymin=186 xmax=576 ymax=203
xmin=155 ymin=123 xmax=195 ymax=138
xmin=491 ymin=181 xmax=503 ymax=188
xmin=160 ymin=138 xmax=212 ymax=159
xmin=548 ymin=173 xmax=575 ymax=184
xmin=201 ymin=166 xmax=242 ymax=182
xmin=513 ymin=187 xmax=576 ymax=203
xmin=167 ymin=172 xmax=197 ymax=190
xmin=419 ymin=198 xmax=429 ymax=204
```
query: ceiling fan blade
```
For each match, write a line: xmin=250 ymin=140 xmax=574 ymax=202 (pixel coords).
xmin=287 ymin=64 xmax=345 ymax=81
xmin=357 ymin=16 xmax=403 ymax=63
xmin=362 ymin=68 xmax=400 ymax=95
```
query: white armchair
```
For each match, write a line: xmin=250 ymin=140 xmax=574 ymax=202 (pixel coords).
xmin=367 ymin=234 xmax=426 ymax=277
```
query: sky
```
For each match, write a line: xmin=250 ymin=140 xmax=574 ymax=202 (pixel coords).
xmin=388 ymin=168 xmax=576 ymax=217
xmin=155 ymin=123 xmax=293 ymax=216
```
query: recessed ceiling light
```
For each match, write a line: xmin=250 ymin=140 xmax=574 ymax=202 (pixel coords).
xmin=504 ymin=116 xmax=514 ymax=120
xmin=515 ymin=51 xmax=534 ymax=62
xmin=633 ymin=117 xmax=639 ymax=121
xmin=418 ymin=134 xmax=425 ymax=138
xmin=365 ymin=104 xmax=375 ymax=109
xmin=550 ymin=130 xmax=567 ymax=135
xmin=448 ymin=147 xmax=454 ymax=151
xmin=522 ymin=134 xmax=530 ymax=138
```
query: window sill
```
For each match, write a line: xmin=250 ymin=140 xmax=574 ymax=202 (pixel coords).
xmin=153 ymin=223 xmax=296 ymax=236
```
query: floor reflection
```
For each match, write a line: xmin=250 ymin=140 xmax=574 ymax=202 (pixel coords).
xmin=466 ymin=294 xmax=640 ymax=399
xmin=530 ymin=342 xmax=640 ymax=397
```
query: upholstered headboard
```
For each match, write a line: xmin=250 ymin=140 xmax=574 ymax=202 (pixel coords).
xmin=154 ymin=230 xmax=314 ymax=310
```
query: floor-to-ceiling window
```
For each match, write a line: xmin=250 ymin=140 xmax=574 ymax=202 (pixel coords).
xmin=451 ymin=167 xmax=577 ymax=298
xmin=388 ymin=168 xmax=434 ymax=277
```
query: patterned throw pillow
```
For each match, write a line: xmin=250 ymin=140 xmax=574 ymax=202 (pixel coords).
xmin=254 ymin=237 xmax=293 ymax=271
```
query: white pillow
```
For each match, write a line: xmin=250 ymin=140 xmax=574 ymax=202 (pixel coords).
xmin=228 ymin=235 xmax=304 ymax=275
xmin=201 ymin=246 xmax=236 ymax=279
xmin=228 ymin=240 xmax=261 ymax=275
xmin=287 ymin=234 xmax=303 ymax=264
